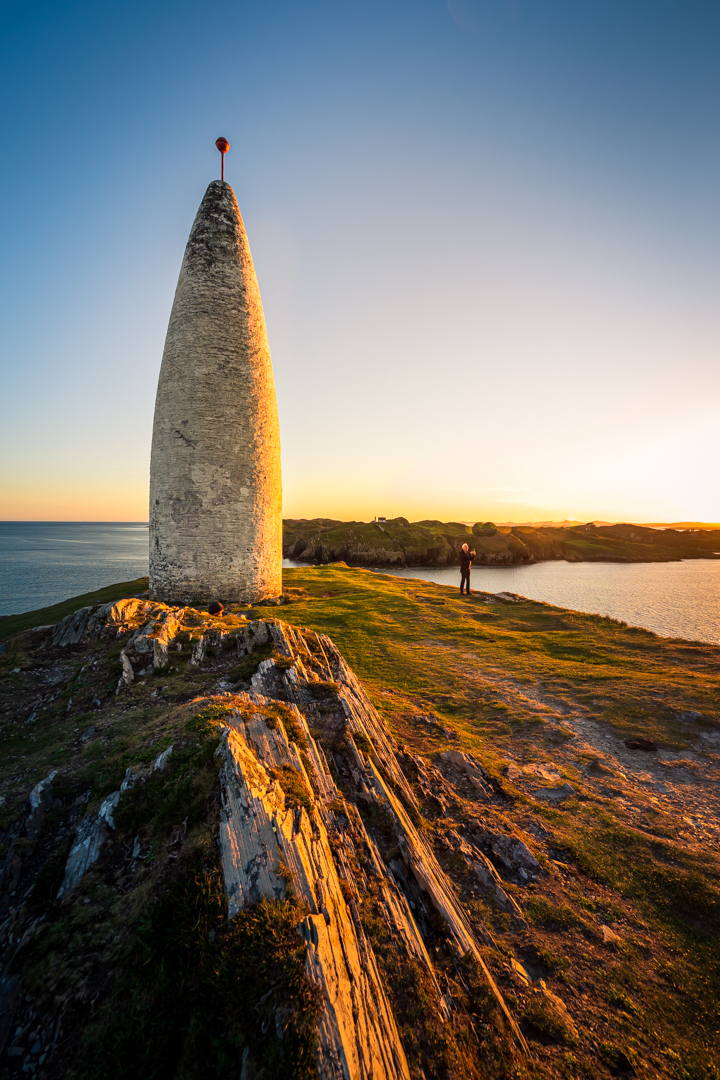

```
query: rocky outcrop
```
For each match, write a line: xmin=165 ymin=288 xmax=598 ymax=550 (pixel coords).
xmin=218 ymin=719 xmax=411 ymax=1079
xmin=57 ymin=747 xmax=174 ymax=897
xmin=17 ymin=598 xmax=596 ymax=1075
xmin=56 ymin=788 xmax=123 ymax=898
xmin=283 ymin=517 xmax=720 ymax=569
xmin=25 ymin=771 xmax=57 ymax=841
xmin=215 ymin=618 xmax=531 ymax=1071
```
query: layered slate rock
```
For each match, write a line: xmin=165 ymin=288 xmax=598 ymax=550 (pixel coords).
xmin=37 ymin=598 xmax=572 ymax=1074
xmin=219 ymin=720 xmax=411 ymax=1080
xmin=215 ymin=620 xmax=532 ymax=1074
xmin=150 ymin=180 xmax=282 ymax=605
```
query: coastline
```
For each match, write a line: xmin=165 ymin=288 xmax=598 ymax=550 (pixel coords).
xmin=282 ymin=517 xmax=720 ymax=570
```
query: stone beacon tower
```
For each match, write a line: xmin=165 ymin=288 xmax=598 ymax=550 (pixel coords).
xmin=149 ymin=160 xmax=282 ymax=604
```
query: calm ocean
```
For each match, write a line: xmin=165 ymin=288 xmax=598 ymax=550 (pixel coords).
xmin=0 ymin=522 xmax=149 ymax=617
xmin=2 ymin=523 xmax=718 ymax=645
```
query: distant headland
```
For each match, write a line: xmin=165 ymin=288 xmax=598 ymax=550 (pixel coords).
xmin=283 ymin=518 xmax=720 ymax=568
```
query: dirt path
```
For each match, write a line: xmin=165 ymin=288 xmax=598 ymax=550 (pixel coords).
xmin=476 ymin=664 xmax=720 ymax=854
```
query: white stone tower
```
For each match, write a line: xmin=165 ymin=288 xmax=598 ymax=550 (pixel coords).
xmin=149 ymin=177 xmax=282 ymax=604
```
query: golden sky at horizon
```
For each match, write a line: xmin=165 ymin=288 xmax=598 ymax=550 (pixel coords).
xmin=1 ymin=3 xmax=718 ymax=527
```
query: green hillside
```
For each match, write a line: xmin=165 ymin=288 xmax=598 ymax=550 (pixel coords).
xmin=283 ymin=517 xmax=720 ymax=567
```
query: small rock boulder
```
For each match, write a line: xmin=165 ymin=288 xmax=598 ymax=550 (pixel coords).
xmin=624 ymin=738 xmax=657 ymax=752
xmin=532 ymin=783 xmax=577 ymax=802
xmin=600 ymin=924 xmax=623 ymax=947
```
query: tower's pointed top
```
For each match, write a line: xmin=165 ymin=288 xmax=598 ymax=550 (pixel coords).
xmin=215 ymin=137 xmax=230 ymax=182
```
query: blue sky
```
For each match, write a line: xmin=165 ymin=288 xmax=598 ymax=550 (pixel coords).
xmin=1 ymin=0 xmax=718 ymax=522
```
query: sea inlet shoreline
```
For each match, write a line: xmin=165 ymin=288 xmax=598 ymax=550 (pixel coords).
xmin=2 ymin=520 xmax=720 ymax=645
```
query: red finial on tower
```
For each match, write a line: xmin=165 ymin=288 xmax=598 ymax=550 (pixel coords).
xmin=215 ymin=137 xmax=230 ymax=182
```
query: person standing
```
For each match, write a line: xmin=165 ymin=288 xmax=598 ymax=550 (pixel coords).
xmin=459 ymin=543 xmax=476 ymax=595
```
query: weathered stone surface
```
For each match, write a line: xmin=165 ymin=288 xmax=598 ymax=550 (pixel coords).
xmin=250 ymin=618 xmax=531 ymax=1053
xmin=117 ymin=649 xmax=134 ymax=691
xmin=472 ymin=850 xmax=526 ymax=917
xmin=102 ymin=597 xmax=148 ymax=627
xmin=53 ymin=607 xmax=93 ymax=647
xmin=26 ymin=771 xmax=57 ymax=840
xmin=440 ymin=749 xmax=493 ymax=800
xmin=448 ymin=828 xmax=533 ymax=910
xmin=218 ymin=719 xmax=411 ymax=1078
xmin=55 ymin=598 xmax=164 ymax=649
xmin=149 ymin=180 xmax=282 ymax=605
xmin=218 ymin=727 xmax=287 ymax=917
xmin=153 ymin=745 xmax=174 ymax=771
xmin=58 ymin=599 xmax=532 ymax=1064
xmin=189 ymin=636 xmax=209 ymax=666
xmin=472 ymin=827 xmax=541 ymax=878
xmin=235 ymin=619 xmax=270 ymax=657
xmin=57 ymin=790 xmax=122 ymax=898
xmin=600 ymin=924 xmax=623 ymax=946
xmin=532 ymin=783 xmax=577 ymax=802
xmin=57 ymin=764 xmax=143 ymax=897
xmin=521 ymin=762 xmax=562 ymax=783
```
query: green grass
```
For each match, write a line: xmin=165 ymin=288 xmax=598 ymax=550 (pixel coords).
xmin=0 ymin=577 xmax=149 ymax=640
xmin=276 ymin=565 xmax=720 ymax=750
xmin=3 ymin=565 xmax=720 ymax=1079
xmin=525 ymin=898 xmax=585 ymax=931
xmin=273 ymin=565 xmax=720 ymax=1076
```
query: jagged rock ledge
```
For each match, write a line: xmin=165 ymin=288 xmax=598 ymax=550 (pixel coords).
xmin=13 ymin=598 xmax=597 ymax=1076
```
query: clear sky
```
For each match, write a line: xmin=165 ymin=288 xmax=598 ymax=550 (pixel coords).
xmin=0 ymin=0 xmax=718 ymax=524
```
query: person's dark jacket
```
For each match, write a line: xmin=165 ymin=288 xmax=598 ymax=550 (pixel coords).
xmin=459 ymin=548 xmax=475 ymax=572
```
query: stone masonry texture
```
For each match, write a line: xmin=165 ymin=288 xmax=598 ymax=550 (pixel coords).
xmin=149 ymin=180 xmax=282 ymax=604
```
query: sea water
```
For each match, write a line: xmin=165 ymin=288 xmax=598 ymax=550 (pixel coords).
xmin=0 ymin=522 xmax=149 ymax=617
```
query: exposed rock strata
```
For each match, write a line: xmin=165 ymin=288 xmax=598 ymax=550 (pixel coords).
xmin=3 ymin=598 xmax=602 ymax=1076
xmin=214 ymin=618 xmax=532 ymax=1069
xmin=57 ymin=746 xmax=174 ymax=897
xmin=54 ymin=599 xmax=540 ymax=1069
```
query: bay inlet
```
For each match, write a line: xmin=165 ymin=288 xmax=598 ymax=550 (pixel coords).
xmin=1 ymin=522 xmax=718 ymax=645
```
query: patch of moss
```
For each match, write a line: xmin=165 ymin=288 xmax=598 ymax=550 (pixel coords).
xmin=189 ymin=702 xmax=234 ymax=735
xmin=525 ymin=897 xmax=585 ymax=931
xmin=531 ymin=944 xmax=571 ymax=980
xmin=282 ymin=710 xmax=308 ymax=749
xmin=269 ymin=765 xmax=314 ymax=815
xmin=75 ymin=847 xmax=319 ymax=1080
xmin=523 ymin=993 xmax=577 ymax=1046
xmin=113 ymin=736 xmax=219 ymax=840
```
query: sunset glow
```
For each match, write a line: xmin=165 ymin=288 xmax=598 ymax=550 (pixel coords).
xmin=0 ymin=1 xmax=718 ymax=524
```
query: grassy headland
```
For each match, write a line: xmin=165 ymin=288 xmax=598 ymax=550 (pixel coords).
xmin=0 ymin=566 xmax=718 ymax=1078
xmin=276 ymin=567 xmax=720 ymax=1077
xmin=283 ymin=517 xmax=720 ymax=568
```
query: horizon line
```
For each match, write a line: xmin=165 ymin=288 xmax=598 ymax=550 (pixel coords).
xmin=2 ymin=518 xmax=720 ymax=528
